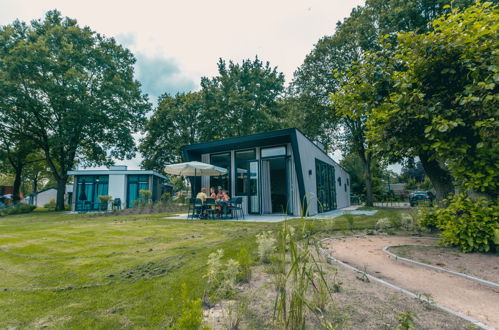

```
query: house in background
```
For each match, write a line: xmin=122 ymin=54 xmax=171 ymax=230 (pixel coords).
xmin=182 ymin=128 xmax=350 ymax=216
xmin=27 ymin=185 xmax=73 ymax=208
xmin=67 ymin=165 xmax=172 ymax=212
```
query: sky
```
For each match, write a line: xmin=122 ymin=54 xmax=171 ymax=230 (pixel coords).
xmin=0 ymin=0 xmax=371 ymax=170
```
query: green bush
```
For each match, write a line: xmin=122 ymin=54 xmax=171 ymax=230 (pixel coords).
xmin=436 ymin=194 xmax=498 ymax=252
xmin=237 ymin=247 xmax=252 ymax=283
xmin=97 ymin=195 xmax=111 ymax=211
xmin=161 ymin=192 xmax=171 ymax=203
xmin=0 ymin=203 xmax=36 ymax=216
xmin=375 ymin=218 xmax=392 ymax=231
xmin=419 ymin=206 xmax=439 ymax=231
xmin=44 ymin=199 xmax=57 ymax=211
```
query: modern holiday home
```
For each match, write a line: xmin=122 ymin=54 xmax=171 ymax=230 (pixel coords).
xmin=182 ymin=128 xmax=350 ymax=216
xmin=67 ymin=165 xmax=172 ymax=211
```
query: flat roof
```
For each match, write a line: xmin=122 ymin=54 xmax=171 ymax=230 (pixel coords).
xmin=182 ymin=128 xmax=347 ymax=172
xmin=67 ymin=170 xmax=168 ymax=181
xmin=182 ymin=128 xmax=296 ymax=155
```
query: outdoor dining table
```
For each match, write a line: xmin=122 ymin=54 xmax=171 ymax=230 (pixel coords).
xmin=200 ymin=200 xmax=231 ymax=219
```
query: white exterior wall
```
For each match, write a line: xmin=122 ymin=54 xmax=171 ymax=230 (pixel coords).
xmin=295 ymin=131 xmax=351 ymax=214
xmin=35 ymin=189 xmax=57 ymax=207
xmin=34 ymin=184 xmax=73 ymax=208
xmin=108 ymin=174 xmax=126 ymax=206
xmin=335 ymin=166 xmax=350 ymax=209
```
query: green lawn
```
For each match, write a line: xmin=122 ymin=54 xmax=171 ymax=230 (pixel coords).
xmin=0 ymin=208 xmax=401 ymax=328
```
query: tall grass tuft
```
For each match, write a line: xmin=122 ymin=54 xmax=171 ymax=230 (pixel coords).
xmin=256 ymin=231 xmax=276 ymax=263
xmin=272 ymin=222 xmax=337 ymax=329
xmin=203 ymin=249 xmax=240 ymax=306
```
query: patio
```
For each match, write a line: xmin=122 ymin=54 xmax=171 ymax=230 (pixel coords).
xmin=163 ymin=208 xmax=377 ymax=223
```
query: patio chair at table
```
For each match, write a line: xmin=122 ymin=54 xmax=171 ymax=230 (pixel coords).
xmin=188 ymin=198 xmax=203 ymax=219
xmin=229 ymin=197 xmax=244 ymax=220
xmin=204 ymin=198 xmax=217 ymax=219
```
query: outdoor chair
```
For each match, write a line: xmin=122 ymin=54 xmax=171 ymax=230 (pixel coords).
xmin=188 ymin=198 xmax=203 ymax=219
xmin=229 ymin=197 xmax=244 ymax=220
xmin=113 ymin=198 xmax=121 ymax=211
xmin=204 ymin=198 xmax=217 ymax=219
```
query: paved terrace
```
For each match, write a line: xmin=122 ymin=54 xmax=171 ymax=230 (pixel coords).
xmin=163 ymin=207 xmax=377 ymax=223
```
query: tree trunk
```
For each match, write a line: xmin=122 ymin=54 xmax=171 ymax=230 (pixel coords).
xmin=363 ymin=159 xmax=374 ymax=207
xmin=419 ymin=152 xmax=454 ymax=202
xmin=358 ymin=149 xmax=374 ymax=207
xmin=55 ymin=177 xmax=67 ymax=211
xmin=12 ymin=167 xmax=22 ymax=204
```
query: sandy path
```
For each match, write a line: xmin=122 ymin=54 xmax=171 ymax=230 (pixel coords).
xmin=324 ymin=236 xmax=499 ymax=329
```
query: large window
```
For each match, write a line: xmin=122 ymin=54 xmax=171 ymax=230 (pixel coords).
xmin=315 ymin=160 xmax=336 ymax=212
xmin=75 ymin=175 xmax=109 ymax=211
xmin=235 ymin=149 xmax=256 ymax=195
xmin=261 ymin=146 xmax=286 ymax=158
xmin=210 ymin=153 xmax=231 ymax=193
xmin=127 ymin=175 xmax=149 ymax=208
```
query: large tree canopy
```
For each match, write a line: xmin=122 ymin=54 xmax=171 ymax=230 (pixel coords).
xmin=289 ymin=0 xmax=471 ymax=149
xmin=0 ymin=10 xmax=150 ymax=209
xmin=140 ymin=57 xmax=287 ymax=169
xmin=140 ymin=92 xmax=203 ymax=171
xmin=199 ymin=57 xmax=285 ymax=141
xmin=368 ymin=1 xmax=498 ymax=199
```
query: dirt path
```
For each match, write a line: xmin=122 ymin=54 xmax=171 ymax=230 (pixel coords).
xmin=324 ymin=236 xmax=499 ymax=329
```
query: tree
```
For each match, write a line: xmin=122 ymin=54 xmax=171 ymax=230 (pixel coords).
xmin=289 ymin=0 xmax=471 ymax=150
xmin=369 ymin=2 xmax=498 ymax=199
xmin=399 ymin=159 xmax=426 ymax=183
xmin=199 ymin=57 xmax=285 ymax=141
xmin=330 ymin=52 xmax=394 ymax=206
xmin=141 ymin=57 xmax=287 ymax=168
xmin=0 ymin=127 xmax=40 ymax=202
xmin=22 ymin=151 xmax=52 ymax=197
xmin=140 ymin=92 xmax=203 ymax=171
xmin=0 ymin=11 xmax=150 ymax=210
xmin=339 ymin=151 xmax=387 ymax=200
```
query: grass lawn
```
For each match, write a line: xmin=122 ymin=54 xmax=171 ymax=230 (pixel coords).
xmin=0 ymin=208 xmax=400 ymax=328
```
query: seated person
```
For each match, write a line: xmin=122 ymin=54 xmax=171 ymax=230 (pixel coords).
xmin=196 ymin=188 xmax=208 ymax=202
xmin=216 ymin=186 xmax=224 ymax=200
xmin=221 ymin=190 xmax=231 ymax=202
xmin=209 ymin=187 xmax=217 ymax=199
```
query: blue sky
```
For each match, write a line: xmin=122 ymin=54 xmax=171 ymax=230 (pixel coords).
xmin=0 ymin=0 xmax=371 ymax=169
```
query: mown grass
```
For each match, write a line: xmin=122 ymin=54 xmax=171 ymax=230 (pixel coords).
xmin=0 ymin=208 xmax=404 ymax=328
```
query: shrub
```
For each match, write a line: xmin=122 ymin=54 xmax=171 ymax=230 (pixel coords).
xmin=139 ymin=190 xmax=152 ymax=204
xmin=237 ymin=247 xmax=252 ymax=283
xmin=44 ymin=199 xmax=57 ymax=211
xmin=375 ymin=218 xmax=392 ymax=231
xmin=390 ymin=215 xmax=403 ymax=229
xmin=161 ymin=192 xmax=171 ymax=203
xmin=97 ymin=195 xmax=111 ymax=211
xmin=219 ymin=259 xmax=239 ymax=298
xmin=419 ymin=206 xmax=439 ymax=231
xmin=203 ymin=249 xmax=240 ymax=305
xmin=436 ymin=194 xmax=498 ymax=252
xmin=344 ymin=213 xmax=355 ymax=231
xmin=176 ymin=192 xmax=187 ymax=204
xmin=397 ymin=311 xmax=417 ymax=330
xmin=0 ymin=203 xmax=36 ymax=216
xmin=256 ymin=231 xmax=276 ymax=263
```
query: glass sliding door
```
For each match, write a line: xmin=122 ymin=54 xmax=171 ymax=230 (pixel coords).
xmin=127 ymin=175 xmax=149 ymax=208
xmin=235 ymin=150 xmax=258 ymax=214
xmin=248 ymin=161 xmax=259 ymax=214
xmin=75 ymin=175 xmax=109 ymax=211
xmin=315 ymin=159 xmax=336 ymax=213
xmin=210 ymin=153 xmax=231 ymax=194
